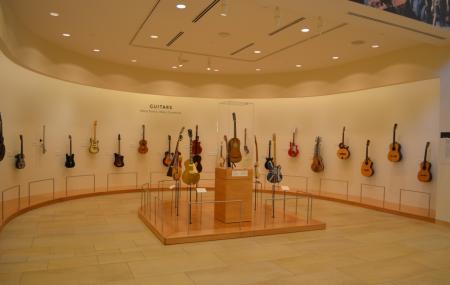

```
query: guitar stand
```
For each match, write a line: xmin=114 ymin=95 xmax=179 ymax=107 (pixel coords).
xmin=272 ymin=183 xmax=276 ymax=218
xmin=174 ymin=180 xmax=181 ymax=216
xmin=188 ymin=184 xmax=192 ymax=224
xmin=254 ymin=179 xmax=261 ymax=211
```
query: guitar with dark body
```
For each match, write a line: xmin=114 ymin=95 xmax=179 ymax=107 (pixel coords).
xmin=65 ymin=135 xmax=75 ymax=168
xmin=15 ymin=135 xmax=25 ymax=169
xmin=192 ymin=125 xmax=203 ymax=173
xmin=114 ymin=134 xmax=125 ymax=168
xmin=0 ymin=113 xmax=5 ymax=162
xmin=162 ymin=135 xmax=174 ymax=167
xmin=167 ymin=127 xmax=185 ymax=180
xmin=254 ymin=136 xmax=260 ymax=179
xmin=138 ymin=125 xmax=148 ymax=154
xmin=224 ymin=135 xmax=232 ymax=168
xmin=228 ymin=113 xmax=242 ymax=163
xmin=267 ymin=134 xmax=282 ymax=183
xmin=387 ymin=123 xmax=402 ymax=162
xmin=264 ymin=140 xmax=274 ymax=170
xmin=288 ymin=128 xmax=299 ymax=158
xmin=361 ymin=140 xmax=374 ymax=177
xmin=418 ymin=142 xmax=432 ymax=182
xmin=311 ymin=137 xmax=324 ymax=172
xmin=337 ymin=126 xmax=350 ymax=160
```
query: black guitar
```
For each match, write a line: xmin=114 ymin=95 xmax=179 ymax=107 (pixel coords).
xmin=267 ymin=134 xmax=282 ymax=183
xmin=65 ymin=135 xmax=75 ymax=168
xmin=0 ymin=113 xmax=5 ymax=161
xmin=192 ymin=125 xmax=203 ymax=173
xmin=15 ymin=135 xmax=25 ymax=169
xmin=264 ymin=140 xmax=274 ymax=170
xmin=114 ymin=134 xmax=125 ymax=167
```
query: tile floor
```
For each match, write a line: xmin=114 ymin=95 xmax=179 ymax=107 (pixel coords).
xmin=0 ymin=193 xmax=449 ymax=285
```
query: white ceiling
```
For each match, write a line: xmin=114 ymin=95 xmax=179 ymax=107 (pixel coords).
xmin=6 ymin=0 xmax=450 ymax=74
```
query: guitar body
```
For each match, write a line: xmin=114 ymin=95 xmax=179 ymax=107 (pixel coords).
xmin=288 ymin=143 xmax=299 ymax=157
xmin=361 ymin=159 xmax=374 ymax=177
xmin=89 ymin=138 xmax=99 ymax=154
xmin=65 ymin=154 xmax=75 ymax=168
xmin=15 ymin=153 xmax=25 ymax=169
xmin=138 ymin=139 xmax=148 ymax=154
xmin=264 ymin=158 xmax=274 ymax=170
xmin=229 ymin=138 xmax=242 ymax=163
xmin=114 ymin=153 xmax=124 ymax=167
xmin=172 ymin=155 xmax=182 ymax=181
xmin=337 ymin=146 xmax=350 ymax=160
xmin=163 ymin=151 xmax=173 ymax=167
xmin=192 ymin=141 xmax=202 ymax=155
xmin=418 ymin=161 xmax=432 ymax=182
xmin=0 ymin=138 xmax=5 ymax=162
xmin=182 ymin=160 xmax=200 ymax=185
xmin=311 ymin=156 xmax=324 ymax=173
xmin=193 ymin=154 xmax=203 ymax=172
xmin=387 ymin=142 xmax=402 ymax=162
xmin=267 ymin=165 xmax=283 ymax=183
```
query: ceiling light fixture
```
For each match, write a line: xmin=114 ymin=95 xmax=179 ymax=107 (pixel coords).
xmin=214 ymin=69 xmax=219 ymax=72
xmin=61 ymin=33 xmax=71 ymax=37
xmin=176 ymin=3 xmax=186 ymax=9
xmin=256 ymin=68 xmax=261 ymax=71
xmin=150 ymin=35 xmax=159 ymax=39
xmin=131 ymin=59 xmax=137 ymax=63
xmin=332 ymin=56 xmax=339 ymax=60
xmin=172 ymin=66 xmax=178 ymax=69
xmin=253 ymin=50 xmax=261 ymax=54
xmin=296 ymin=64 xmax=302 ymax=68
xmin=301 ymin=27 xmax=310 ymax=33
xmin=206 ymin=57 xmax=212 ymax=71
xmin=371 ymin=44 xmax=380 ymax=48
xmin=220 ymin=0 xmax=228 ymax=16
xmin=49 ymin=12 xmax=59 ymax=17
xmin=92 ymin=49 xmax=101 ymax=52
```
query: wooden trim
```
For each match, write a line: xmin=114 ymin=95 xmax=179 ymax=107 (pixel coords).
xmin=435 ymin=219 xmax=450 ymax=227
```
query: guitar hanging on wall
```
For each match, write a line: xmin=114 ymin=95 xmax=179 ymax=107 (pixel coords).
xmin=288 ymin=128 xmax=299 ymax=158
xmin=387 ymin=123 xmax=402 ymax=162
xmin=244 ymin=128 xmax=250 ymax=155
xmin=40 ymin=125 xmax=47 ymax=154
xmin=0 ymin=113 xmax=5 ymax=162
xmin=337 ymin=126 xmax=350 ymax=160
xmin=254 ymin=136 xmax=260 ymax=179
xmin=267 ymin=134 xmax=283 ymax=183
xmin=114 ymin=134 xmax=125 ymax=168
xmin=417 ymin=142 xmax=432 ymax=182
xmin=264 ymin=140 xmax=274 ymax=170
xmin=311 ymin=136 xmax=324 ymax=172
xmin=65 ymin=135 xmax=75 ymax=168
xmin=15 ymin=135 xmax=25 ymax=169
xmin=192 ymin=125 xmax=203 ymax=173
xmin=138 ymin=124 xmax=148 ymax=154
xmin=182 ymin=129 xmax=200 ymax=185
xmin=162 ymin=135 xmax=174 ymax=167
xmin=224 ymin=135 xmax=231 ymax=168
xmin=361 ymin=140 xmax=374 ymax=177
xmin=167 ymin=127 xmax=185 ymax=180
xmin=89 ymin=121 xmax=99 ymax=154
xmin=228 ymin=112 xmax=242 ymax=163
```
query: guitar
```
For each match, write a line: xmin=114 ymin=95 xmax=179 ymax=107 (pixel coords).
xmin=39 ymin=125 xmax=47 ymax=154
xmin=167 ymin=127 xmax=185 ymax=180
xmin=224 ymin=135 xmax=231 ymax=168
xmin=162 ymin=135 xmax=174 ymax=167
xmin=417 ymin=142 xmax=432 ymax=182
xmin=387 ymin=123 xmax=402 ymax=162
xmin=337 ymin=126 xmax=350 ymax=160
xmin=219 ymin=142 xmax=225 ymax=167
xmin=288 ymin=128 xmax=299 ymax=157
xmin=254 ymin=135 xmax=260 ymax=179
xmin=113 ymin=134 xmax=125 ymax=167
xmin=311 ymin=136 xmax=324 ymax=172
xmin=267 ymin=134 xmax=283 ymax=183
xmin=65 ymin=135 xmax=75 ymax=168
xmin=0 ymin=113 xmax=5 ymax=161
xmin=228 ymin=112 xmax=242 ymax=163
xmin=14 ymin=135 xmax=25 ymax=169
xmin=182 ymin=129 xmax=200 ymax=185
xmin=244 ymin=128 xmax=250 ymax=154
xmin=361 ymin=140 xmax=374 ymax=177
xmin=192 ymin=125 xmax=203 ymax=172
xmin=264 ymin=140 xmax=274 ymax=170
xmin=138 ymin=124 xmax=148 ymax=154
xmin=88 ymin=121 xmax=99 ymax=154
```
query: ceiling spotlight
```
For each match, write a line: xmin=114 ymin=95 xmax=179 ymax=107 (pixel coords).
xmin=61 ymin=33 xmax=71 ymax=37
xmin=131 ymin=59 xmax=137 ymax=63
xmin=176 ymin=3 xmax=186 ymax=9
xmin=178 ymin=64 xmax=183 ymax=67
xmin=301 ymin=27 xmax=310 ymax=33
xmin=253 ymin=50 xmax=261 ymax=54
xmin=256 ymin=68 xmax=261 ymax=71
xmin=49 ymin=12 xmax=59 ymax=17
xmin=371 ymin=44 xmax=380 ymax=49
xmin=172 ymin=66 xmax=178 ymax=69
xmin=92 ymin=49 xmax=101 ymax=52
xmin=150 ymin=35 xmax=159 ymax=39
xmin=332 ymin=56 xmax=339 ymax=60
xmin=206 ymin=67 xmax=211 ymax=71
xmin=214 ymin=69 xmax=219 ymax=72
xmin=220 ymin=0 xmax=228 ymax=16
xmin=296 ymin=64 xmax=302 ymax=68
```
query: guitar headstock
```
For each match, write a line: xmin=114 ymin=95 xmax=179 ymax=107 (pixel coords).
xmin=232 ymin=112 xmax=236 ymax=121
xmin=188 ymin=129 xmax=193 ymax=139
xmin=118 ymin=134 xmax=121 ymax=141
xmin=394 ymin=123 xmax=398 ymax=130
xmin=425 ymin=141 xmax=430 ymax=151
xmin=315 ymin=136 xmax=321 ymax=144
xmin=68 ymin=135 xmax=72 ymax=141
xmin=366 ymin=139 xmax=370 ymax=147
xmin=94 ymin=120 xmax=97 ymax=127
xmin=178 ymin=127 xmax=185 ymax=142
xmin=19 ymin=134 xmax=23 ymax=142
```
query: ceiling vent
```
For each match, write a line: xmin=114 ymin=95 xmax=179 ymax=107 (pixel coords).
xmin=192 ymin=0 xmax=221 ymax=23
xmin=166 ymin=31 xmax=184 ymax=47
xmin=268 ymin=17 xmax=306 ymax=36
xmin=230 ymin=42 xmax=255 ymax=56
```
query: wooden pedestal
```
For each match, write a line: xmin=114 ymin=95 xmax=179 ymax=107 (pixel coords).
xmin=214 ymin=168 xmax=253 ymax=223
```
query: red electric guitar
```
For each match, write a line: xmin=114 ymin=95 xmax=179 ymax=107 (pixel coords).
xmin=288 ymin=128 xmax=299 ymax=157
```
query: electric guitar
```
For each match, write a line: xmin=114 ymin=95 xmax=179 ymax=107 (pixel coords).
xmin=361 ymin=140 xmax=374 ymax=177
xmin=387 ymin=123 xmax=402 ymax=162
xmin=254 ymin=135 xmax=260 ymax=179
xmin=14 ymin=135 xmax=25 ymax=169
xmin=182 ymin=129 xmax=200 ymax=185
xmin=138 ymin=124 xmax=148 ymax=154
xmin=113 ymin=134 xmax=125 ymax=167
xmin=40 ymin=125 xmax=47 ymax=154
xmin=88 ymin=120 xmax=99 ymax=154
xmin=288 ymin=128 xmax=299 ymax=157
xmin=167 ymin=127 xmax=185 ymax=180
xmin=192 ymin=125 xmax=202 ymax=172
xmin=337 ymin=126 xmax=350 ymax=160
xmin=0 ymin=113 xmax=6 ymax=161
xmin=219 ymin=142 xmax=225 ymax=167
xmin=162 ymin=135 xmax=174 ymax=167
xmin=311 ymin=136 xmax=325 ymax=172
xmin=267 ymin=134 xmax=283 ymax=183
xmin=65 ymin=135 xmax=75 ymax=168
xmin=264 ymin=140 xmax=274 ymax=170
xmin=417 ymin=142 xmax=432 ymax=182
xmin=224 ymin=135 xmax=231 ymax=168
xmin=228 ymin=112 xmax=242 ymax=163
xmin=244 ymin=128 xmax=250 ymax=154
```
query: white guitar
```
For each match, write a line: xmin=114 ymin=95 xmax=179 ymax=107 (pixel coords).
xmin=89 ymin=120 xmax=99 ymax=154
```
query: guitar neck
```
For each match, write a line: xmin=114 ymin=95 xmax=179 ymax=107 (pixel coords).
xmin=142 ymin=125 xmax=145 ymax=140
xmin=168 ymin=136 xmax=171 ymax=152
xmin=233 ymin=113 xmax=237 ymax=138
xmin=118 ymin=136 xmax=121 ymax=154
xmin=20 ymin=136 xmax=23 ymax=155
xmin=365 ymin=141 xmax=369 ymax=160
xmin=93 ymin=123 xmax=97 ymax=140
xmin=244 ymin=128 xmax=247 ymax=145
xmin=392 ymin=124 xmax=397 ymax=145
xmin=273 ymin=135 xmax=277 ymax=164
xmin=341 ymin=127 xmax=345 ymax=144
xmin=189 ymin=137 xmax=193 ymax=162
xmin=255 ymin=136 xmax=259 ymax=162
xmin=423 ymin=142 xmax=430 ymax=163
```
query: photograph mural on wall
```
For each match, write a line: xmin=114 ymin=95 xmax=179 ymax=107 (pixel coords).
xmin=350 ymin=0 xmax=450 ymax=27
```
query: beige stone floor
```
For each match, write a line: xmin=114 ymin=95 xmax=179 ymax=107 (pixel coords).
xmin=0 ymin=193 xmax=450 ymax=285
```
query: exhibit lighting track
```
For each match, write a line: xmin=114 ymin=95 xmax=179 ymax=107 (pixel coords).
xmin=166 ymin=31 xmax=185 ymax=47
xmin=230 ymin=42 xmax=255 ymax=56
xmin=268 ymin=17 xmax=306 ymax=36
xmin=192 ymin=0 xmax=221 ymax=23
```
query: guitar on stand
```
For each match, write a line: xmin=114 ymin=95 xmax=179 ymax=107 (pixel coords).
xmin=65 ymin=135 xmax=75 ymax=168
xmin=228 ymin=113 xmax=242 ymax=164
xmin=0 ymin=113 xmax=5 ymax=162
xmin=417 ymin=142 xmax=432 ymax=182
xmin=361 ymin=140 xmax=374 ymax=177
xmin=288 ymin=128 xmax=299 ymax=157
xmin=113 ymin=134 xmax=125 ymax=168
xmin=267 ymin=134 xmax=283 ymax=184
xmin=182 ymin=129 xmax=200 ymax=185
xmin=162 ymin=135 xmax=174 ymax=167
xmin=337 ymin=126 xmax=350 ymax=160
xmin=254 ymin=136 xmax=260 ymax=179
xmin=167 ymin=127 xmax=185 ymax=180
xmin=40 ymin=125 xmax=47 ymax=154
xmin=15 ymin=135 xmax=25 ymax=169
xmin=224 ymin=135 xmax=231 ymax=168
xmin=311 ymin=137 xmax=324 ymax=172
xmin=219 ymin=142 xmax=225 ymax=168
xmin=138 ymin=125 xmax=149 ymax=154
xmin=244 ymin=128 xmax=250 ymax=155
xmin=192 ymin=125 xmax=203 ymax=173
xmin=387 ymin=123 xmax=402 ymax=162
xmin=264 ymin=140 xmax=274 ymax=170
xmin=89 ymin=121 xmax=99 ymax=154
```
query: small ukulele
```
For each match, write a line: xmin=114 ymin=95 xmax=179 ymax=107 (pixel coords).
xmin=114 ymin=134 xmax=125 ymax=167
xmin=417 ymin=142 xmax=432 ymax=182
xmin=337 ymin=126 xmax=350 ymax=160
xmin=167 ymin=127 xmax=185 ymax=180
xmin=89 ymin=121 xmax=99 ymax=154
xmin=162 ymin=135 xmax=174 ymax=167
xmin=40 ymin=125 xmax=47 ymax=154
xmin=15 ymin=135 xmax=25 ymax=169
xmin=228 ymin=113 xmax=242 ymax=163
xmin=288 ymin=128 xmax=299 ymax=157
xmin=244 ymin=128 xmax=250 ymax=154
xmin=254 ymin=136 xmax=260 ymax=179
xmin=264 ymin=140 xmax=274 ymax=170
xmin=192 ymin=125 xmax=203 ymax=173
xmin=182 ymin=129 xmax=200 ymax=185
xmin=267 ymin=134 xmax=283 ymax=183
xmin=311 ymin=136 xmax=324 ymax=172
xmin=138 ymin=125 xmax=148 ymax=154
xmin=361 ymin=140 xmax=374 ymax=177
xmin=65 ymin=135 xmax=75 ymax=168
xmin=387 ymin=123 xmax=402 ymax=162
xmin=0 ymin=113 xmax=5 ymax=161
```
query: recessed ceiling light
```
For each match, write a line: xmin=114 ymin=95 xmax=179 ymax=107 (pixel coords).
xmin=49 ymin=12 xmax=59 ymax=17
xmin=172 ymin=66 xmax=178 ymax=69
xmin=301 ymin=27 xmax=310 ymax=33
xmin=253 ymin=50 xmax=261 ymax=54
xmin=61 ymin=33 xmax=71 ymax=37
xmin=178 ymin=64 xmax=183 ymax=67
xmin=92 ymin=49 xmax=101 ymax=52
xmin=296 ymin=64 xmax=302 ymax=68
xmin=176 ymin=3 xmax=186 ymax=9
xmin=332 ymin=56 xmax=339 ymax=60
xmin=131 ymin=59 xmax=137 ymax=63
xmin=214 ymin=69 xmax=219 ymax=72
xmin=371 ymin=44 xmax=380 ymax=49
xmin=206 ymin=67 xmax=211 ymax=71
xmin=150 ymin=35 xmax=159 ymax=39
xmin=256 ymin=68 xmax=261 ymax=71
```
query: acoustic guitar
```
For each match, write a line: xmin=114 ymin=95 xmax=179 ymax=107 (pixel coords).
xmin=417 ymin=142 xmax=432 ymax=182
xmin=162 ymin=135 xmax=174 ymax=167
xmin=0 ymin=113 xmax=5 ymax=161
xmin=182 ymin=129 xmax=200 ymax=185
xmin=15 ymin=135 xmax=25 ymax=169
xmin=167 ymin=127 xmax=185 ymax=180
xmin=311 ymin=136 xmax=324 ymax=172
xmin=219 ymin=142 xmax=225 ymax=167
xmin=361 ymin=140 xmax=374 ymax=177
xmin=88 ymin=121 xmax=99 ymax=154
xmin=288 ymin=128 xmax=299 ymax=158
xmin=244 ymin=128 xmax=250 ymax=154
xmin=254 ymin=135 xmax=260 ymax=179
xmin=40 ymin=125 xmax=47 ymax=154
xmin=138 ymin=124 xmax=149 ymax=154
xmin=65 ymin=135 xmax=75 ymax=168
xmin=228 ymin=112 xmax=242 ymax=163
xmin=337 ymin=126 xmax=350 ymax=160
xmin=267 ymin=134 xmax=283 ymax=183
xmin=387 ymin=123 xmax=402 ymax=162
xmin=114 ymin=134 xmax=125 ymax=168
xmin=264 ymin=140 xmax=274 ymax=170
xmin=192 ymin=125 xmax=203 ymax=173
